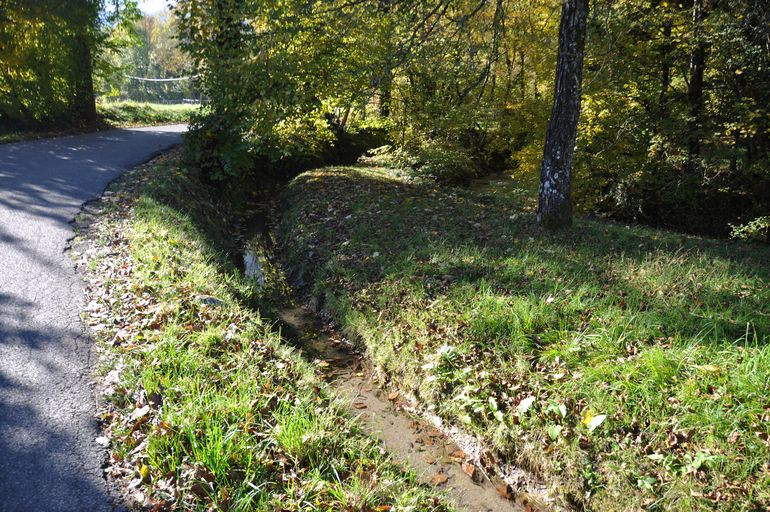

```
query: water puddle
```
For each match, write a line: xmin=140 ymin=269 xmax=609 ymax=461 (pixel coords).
xmin=242 ymin=242 xmax=267 ymax=286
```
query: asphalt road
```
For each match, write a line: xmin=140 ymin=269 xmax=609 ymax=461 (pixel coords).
xmin=0 ymin=126 xmax=185 ymax=511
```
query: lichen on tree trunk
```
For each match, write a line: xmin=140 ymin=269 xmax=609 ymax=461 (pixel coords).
xmin=536 ymin=0 xmax=589 ymax=230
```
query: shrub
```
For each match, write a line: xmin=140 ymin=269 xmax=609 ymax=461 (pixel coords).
xmin=395 ymin=141 xmax=480 ymax=184
xmin=183 ymin=111 xmax=254 ymax=181
xmin=731 ymin=216 xmax=770 ymax=243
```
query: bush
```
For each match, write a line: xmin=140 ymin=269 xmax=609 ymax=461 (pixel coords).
xmin=731 ymin=216 xmax=770 ymax=243
xmin=184 ymin=107 xmax=392 ymax=182
xmin=183 ymin=112 xmax=255 ymax=181
xmin=394 ymin=141 xmax=480 ymax=184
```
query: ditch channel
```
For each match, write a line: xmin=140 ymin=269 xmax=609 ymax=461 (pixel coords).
xmin=235 ymin=195 xmax=556 ymax=512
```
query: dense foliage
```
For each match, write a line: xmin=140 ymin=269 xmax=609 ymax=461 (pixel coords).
xmin=576 ymin=0 xmax=770 ymax=237
xmin=0 ymin=0 xmax=139 ymax=130
xmin=177 ymin=0 xmax=768 ymax=237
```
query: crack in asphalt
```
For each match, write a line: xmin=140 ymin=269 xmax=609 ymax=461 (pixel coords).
xmin=0 ymin=126 xmax=185 ymax=512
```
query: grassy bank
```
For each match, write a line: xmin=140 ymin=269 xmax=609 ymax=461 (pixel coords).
xmin=96 ymin=101 xmax=197 ymax=127
xmin=277 ymin=165 xmax=770 ymax=510
xmin=0 ymin=102 xmax=195 ymax=145
xmin=75 ymin=155 xmax=448 ymax=511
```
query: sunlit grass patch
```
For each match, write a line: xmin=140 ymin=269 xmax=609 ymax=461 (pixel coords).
xmin=97 ymin=101 xmax=197 ymax=127
xmin=0 ymin=102 xmax=196 ymax=144
xmin=79 ymin=156 xmax=449 ymax=511
xmin=278 ymin=165 xmax=770 ymax=511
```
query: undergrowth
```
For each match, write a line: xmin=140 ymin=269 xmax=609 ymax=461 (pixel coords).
xmin=277 ymin=165 xmax=770 ymax=511
xmin=96 ymin=101 xmax=197 ymax=127
xmin=76 ymin=154 xmax=449 ymax=511
xmin=0 ymin=102 xmax=195 ymax=145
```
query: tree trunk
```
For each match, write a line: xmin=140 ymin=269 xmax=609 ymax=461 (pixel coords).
xmin=686 ymin=0 xmax=708 ymax=175
xmin=658 ymin=8 xmax=672 ymax=112
xmin=380 ymin=67 xmax=392 ymax=117
xmin=654 ymin=3 xmax=673 ymax=161
xmin=339 ymin=103 xmax=352 ymax=130
xmin=536 ymin=0 xmax=589 ymax=229
xmin=72 ymin=31 xmax=97 ymax=124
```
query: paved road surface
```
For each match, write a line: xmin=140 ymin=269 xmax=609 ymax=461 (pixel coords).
xmin=0 ymin=126 xmax=185 ymax=511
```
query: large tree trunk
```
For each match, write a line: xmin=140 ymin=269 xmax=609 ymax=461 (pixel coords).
xmin=72 ymin=32 xmax=97 ymax=124
xmin=71 ymin=0 xmax=98 ymax=125
xmin=536 ymin=0 xmax=589 ymax=229
xmin=686 ymin=0 xmax=708 ymax=175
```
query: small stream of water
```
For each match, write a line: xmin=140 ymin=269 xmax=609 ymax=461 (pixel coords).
xmin=238 ymin=194 xmax=554 ymax=512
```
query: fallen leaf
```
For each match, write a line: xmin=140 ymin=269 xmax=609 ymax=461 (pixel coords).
xmin=667 ymin=430 xmax=679 ymax=447
xmin=461 ymin=461 xmax=475 ymax=478
xmin=587 ymin=414 xmax=607 ymax=433
xmin=581 ymin=408 xmax=594 ymax=426
xmin=430 ymin=473 xmax=449 ymax=486
xmin=353 ymin=402 xmax=367 ymax=409
xmin=190 ymin=481 xmax=212 ymax=498
xmin=130 ymin=405 xmax=151 ymax=421
xmin=139 ymin=463 xmax=151 ymax=483
xmin=496 ymin=483 xmax=513 ymax=499
xmin=517 ymin=396 xmax=536 ymax=414
xmin=387 ymin=391 xmax=400 ymax=401
xmin=479 ymin=449 xmax=497 ymax=467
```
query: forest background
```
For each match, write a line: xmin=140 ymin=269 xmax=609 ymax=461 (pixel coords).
xmin=1 ymin=0 xmax=768 ymax=238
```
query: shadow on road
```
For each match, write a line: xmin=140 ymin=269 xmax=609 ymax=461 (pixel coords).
xmin=0 ymin=126 xmax=182 ymax=511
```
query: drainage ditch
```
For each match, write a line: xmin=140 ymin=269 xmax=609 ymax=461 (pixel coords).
xmin=236 ymin=202 xmax=555 ymax=512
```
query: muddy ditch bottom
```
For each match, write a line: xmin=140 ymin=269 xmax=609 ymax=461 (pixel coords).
xmin=276 ymin=305 xmax=549 ymax=512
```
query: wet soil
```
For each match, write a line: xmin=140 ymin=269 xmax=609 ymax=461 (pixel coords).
xmin=275 ymin=305 xmax=550 ymax=512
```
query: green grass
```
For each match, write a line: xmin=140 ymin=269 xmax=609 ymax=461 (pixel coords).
xmin=96 ymin=101 xmax=197 ymax=127
xmin=278 ymin=165 xmax=770 ymax=511
xmin=80 ymin=156 xmax=449 ymax=511
xmin=0 ymin=102 xmax=195 ymax=145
